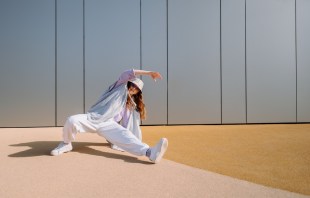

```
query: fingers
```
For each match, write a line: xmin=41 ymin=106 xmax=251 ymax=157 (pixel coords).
xmin=157 ymin=73 xmax=163 ymax=79
xmin=149 ymin=71 xmax=163 ymax=82
xmin=153 ymin=72 xmax=163 ymax=80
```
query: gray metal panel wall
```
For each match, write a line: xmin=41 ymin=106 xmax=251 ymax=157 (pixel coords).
xmin=57 ymin=0 xmax=84 ymax=126
xmin=85 ymin=0 xmax=140 ymax=110
xmin=221 ymin=0 xmax=246 ymax=124
xmin=297 ymin=0 xmax=310 ymax=122
xmin=168 ymin=0 xmax=221 ymax=124
xmin=0 ymin=0 xmax=55 ymax=127
xmin=141 ymin=0 xmax=167 ymax=125
xmin=246 ymin=0 xmax=296 ymax=123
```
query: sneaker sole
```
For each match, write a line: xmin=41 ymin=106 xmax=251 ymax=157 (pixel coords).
xmin=50 ymin=148 xmax=72 ymax=156
xmin=154 ymin=138 xmax=168 ymax=164
xmin=111 ymin=145 xmax=125 ymax=152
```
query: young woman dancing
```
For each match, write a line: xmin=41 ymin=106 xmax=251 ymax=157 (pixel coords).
xmin=51 ymin=68 xmax=168 ymax=164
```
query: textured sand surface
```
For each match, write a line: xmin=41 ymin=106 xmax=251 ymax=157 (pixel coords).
xmin=0 ymin=127 xmax=308 ymax=198
xmin=142 ymin=124 xmax=310 ymax=195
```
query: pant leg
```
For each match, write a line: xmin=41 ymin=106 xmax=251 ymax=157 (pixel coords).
xmin=97 ymin=119 xmax=149 ymax=156
xmin=63 ymin=114 xmax=97 ymax=143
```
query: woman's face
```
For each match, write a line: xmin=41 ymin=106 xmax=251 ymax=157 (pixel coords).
xmin=128 ymin=83 xmax=140 ymax=96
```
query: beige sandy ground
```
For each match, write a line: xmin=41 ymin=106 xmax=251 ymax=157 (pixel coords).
xmin=0 ymin=127 xmax=309 ymax=198
xmin=141 ymin=124 xmax=310 ymax=195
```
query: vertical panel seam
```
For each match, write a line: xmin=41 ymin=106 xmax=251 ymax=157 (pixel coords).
xmin=140 ymin=0 xmax=142 ymax=125
xmin=83 ymin=0 xmax=86 ymax=113
xmin=295 ymin=0 xmax=298 ymax=123
xmin=245 ymin=0 xmax=248 ymax=124
xmin=166 ymin=0 xmax=169 ymax=125
xmin=55 ymin=0 xmax=57 ymax=126
xmin=220 ymin=0 xmax=222 ymax=124
xmin=140 ymin=0 xmax=142 ymax=71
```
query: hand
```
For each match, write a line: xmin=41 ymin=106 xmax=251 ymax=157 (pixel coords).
xmin=133 ymin=69 xmax=163 ymax=81
xmin=150 ymin=72 xmax=163 ymax=81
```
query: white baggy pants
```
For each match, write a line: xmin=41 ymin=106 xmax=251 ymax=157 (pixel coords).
xmin=62 ymin=114 xmax=149 ymax=156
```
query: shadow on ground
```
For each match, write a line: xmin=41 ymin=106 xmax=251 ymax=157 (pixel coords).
xmin=8 ymin=141 xmax=152 ymax=164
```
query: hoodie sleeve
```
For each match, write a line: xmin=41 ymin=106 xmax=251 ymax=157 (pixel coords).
xmin=114 ymin=69 xmax=136 ymax=87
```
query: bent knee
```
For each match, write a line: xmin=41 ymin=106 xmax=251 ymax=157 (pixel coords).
xmin=66 ymin=114 xmax=82 ymax=125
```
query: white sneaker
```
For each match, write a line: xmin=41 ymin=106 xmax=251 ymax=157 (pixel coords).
xmin=149 ymin=138 xmax=168 ymax=164
xmin=111 ymin=144 xmax=125 ymax=152
xmin=50 ymin=142 xmax=73 ymax=156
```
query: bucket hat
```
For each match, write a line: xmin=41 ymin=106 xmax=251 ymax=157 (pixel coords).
xmin=129 ymin=78 xmax=144 ymax=92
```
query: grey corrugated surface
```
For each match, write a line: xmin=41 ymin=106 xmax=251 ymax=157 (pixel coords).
xmin=0 ymin=1 xmax=55 ymax=127
xmin=246 ymin=0 xmax=296 ymax=123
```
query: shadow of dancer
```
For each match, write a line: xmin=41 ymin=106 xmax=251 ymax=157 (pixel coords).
xmin=9 ymin=141 xmax=152 ymax=164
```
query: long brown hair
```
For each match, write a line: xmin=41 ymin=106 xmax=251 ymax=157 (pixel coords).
xmin=127 ymin=82 xmax=146 ymax=120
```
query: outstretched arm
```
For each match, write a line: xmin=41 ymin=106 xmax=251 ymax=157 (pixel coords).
xmin=134 ymin=69 xmax=163 ymax=81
